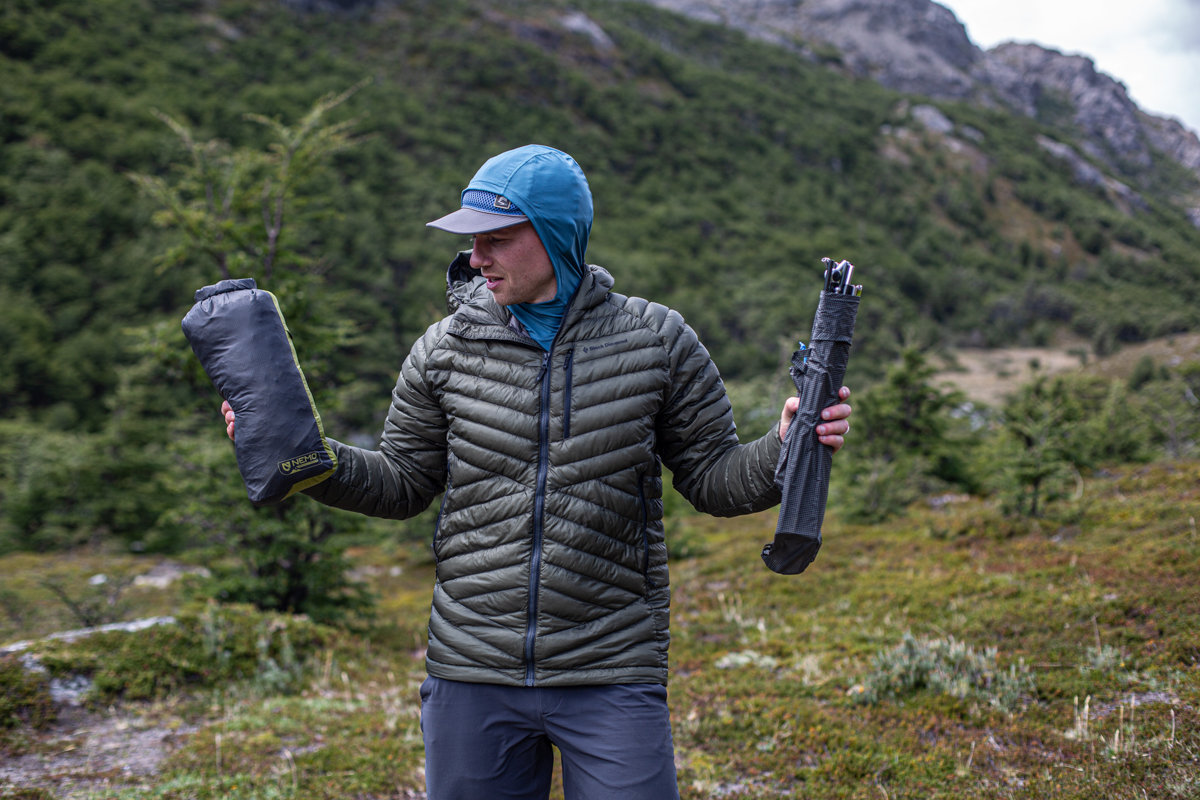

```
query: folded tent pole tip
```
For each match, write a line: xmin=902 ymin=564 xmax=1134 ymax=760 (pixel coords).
xmin=824 ymin=261 xmax=860 ymax=296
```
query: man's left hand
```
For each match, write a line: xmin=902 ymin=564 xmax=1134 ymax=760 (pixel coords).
xmin=779 ymin=387 xmax=852 ymax=453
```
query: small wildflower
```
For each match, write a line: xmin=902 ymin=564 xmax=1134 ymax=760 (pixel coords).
xmin=715 ymin=650 xmax=778 ymax=670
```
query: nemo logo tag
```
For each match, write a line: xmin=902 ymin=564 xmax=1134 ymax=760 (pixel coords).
xmin=279 ymin=451 xmax=322 ymax=475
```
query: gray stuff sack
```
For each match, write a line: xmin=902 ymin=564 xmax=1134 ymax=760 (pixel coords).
xmin=181 ymin=278 xmax=337 ymax=506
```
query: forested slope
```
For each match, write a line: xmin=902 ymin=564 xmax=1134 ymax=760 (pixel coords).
xmin=1 ymin=0 xmax=1199 ymax=550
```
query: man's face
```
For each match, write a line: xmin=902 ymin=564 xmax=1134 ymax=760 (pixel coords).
xmin=470 ymin=222 xmax=558 ymax=306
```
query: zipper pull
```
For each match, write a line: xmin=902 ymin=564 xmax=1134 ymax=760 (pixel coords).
xmin=537 ymin=351 xmax=550 ymax=382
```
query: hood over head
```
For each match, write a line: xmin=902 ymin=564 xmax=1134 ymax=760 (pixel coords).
xmin=463 ymin=145 xmax=593 ymax=350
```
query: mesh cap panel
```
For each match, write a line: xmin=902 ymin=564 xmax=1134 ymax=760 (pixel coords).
xmin=462 ymin=190 xmax=525 ymax=216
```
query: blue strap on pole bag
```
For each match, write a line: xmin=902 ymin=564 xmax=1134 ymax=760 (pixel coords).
xmin=182 ymin=278 xmax=337 ymax=505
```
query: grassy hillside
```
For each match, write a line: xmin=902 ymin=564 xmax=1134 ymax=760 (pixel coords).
xmin=2 ymin=461 xmax=1197 ymax=798
xmin=1 ymin=4 xmax=1197 ymax=795
xmin=3 ymin=0 xmax=1200 ymax=432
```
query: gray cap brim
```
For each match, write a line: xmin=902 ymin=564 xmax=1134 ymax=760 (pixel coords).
xmin=426 ymin=207 xmax=530 ymax=234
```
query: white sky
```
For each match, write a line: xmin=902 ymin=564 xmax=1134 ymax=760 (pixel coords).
xmin=940 ymin=0 xmax=1200 ymax=135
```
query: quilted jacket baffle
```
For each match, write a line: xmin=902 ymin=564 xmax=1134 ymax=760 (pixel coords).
xmin=304 ymin=255 xmax=783 ymax=686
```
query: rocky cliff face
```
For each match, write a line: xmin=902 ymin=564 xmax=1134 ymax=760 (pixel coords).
xmin=625 ymin=0 xmax=1200 ymax=218
xmin=986 ymin=44 xmax=1153 ymax=170
xmin=632 ymin=0 xmax=983 ymax=97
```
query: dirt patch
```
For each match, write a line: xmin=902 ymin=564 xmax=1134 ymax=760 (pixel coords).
xmin=933 ymin=331 xmax=1200 ymax=407
xmin=935 ymin=346 xmax=1086 ymax=406
xmin=0 ymin=705 xmax=197 ymax=798
xmin=1082 ymin=332 xmax=1200 ymax=381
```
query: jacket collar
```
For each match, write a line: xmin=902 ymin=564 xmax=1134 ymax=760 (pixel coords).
xmin=445 ymin=251 xmax=613 ymax=345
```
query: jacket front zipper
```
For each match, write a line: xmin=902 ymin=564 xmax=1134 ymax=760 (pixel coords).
xmin=525 ymin=349 xmax=553 ymax=686
xmin=563 ymin=348 xmax=575 ymax=439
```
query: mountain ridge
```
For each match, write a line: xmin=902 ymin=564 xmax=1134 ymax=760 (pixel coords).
xmin=2 ymin=0 xmax=1200 ymax=434
xmin=619 ymin=0 xmax=1200 ymax=224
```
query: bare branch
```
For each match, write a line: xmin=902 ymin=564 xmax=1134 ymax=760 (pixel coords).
xmin=39 ymin=573 xmax=135 ymax=629
xmin=152 ymin=109 xmax=201 ymax=170
xmin=261 ymin=178 xmax=281 ymax=280
xmin=261 ymin=178 xmax=273 ymax=234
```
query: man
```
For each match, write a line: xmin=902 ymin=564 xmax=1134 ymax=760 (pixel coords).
xmin=221 ymin=145 xmax=851 ymax=799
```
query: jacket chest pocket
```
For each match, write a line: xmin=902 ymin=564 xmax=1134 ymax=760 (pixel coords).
xmin=563 ymin=347 xmax=575 ymax=439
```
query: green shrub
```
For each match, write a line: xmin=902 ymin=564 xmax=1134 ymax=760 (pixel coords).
xmin=0 ymin=789 xmax=55 ymax=800
xmin=0 ymin=420 xmax=174 ymax=553
xmin=0 ymin=654 xmax=54 ymax=753
xmin=834 ymin=350 xmax=976 ymax=522
xmin=1136 ymin=370 xmax=1200 ymax=458
xmin=1080 ymin=644 xmax=1126 ymax=674
xmin=0 ymin=655 xmax=54 ymax=731
xmin=989 ymin=375 xmax=1152 ymax=517
xmin=925 ymin=507 xmax=1037 ymax=541
xmin=837 ymin=455 xmax=932 ymax=524
xmin=853 ymin=633 xmax=1034 ymax=713
xmin=35 ymin=603 xmax=333 ymax=703
xmin=1129 ymin=355 xmax=1157 ymax=391
xmin=160 ymin=436 xmax=377 ymax=627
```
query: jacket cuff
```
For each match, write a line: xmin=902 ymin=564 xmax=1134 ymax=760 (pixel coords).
xmin=765 ymin=420 xmax=783 ymax=464
xmin=302 ymin=438 xmax=347 ymax=502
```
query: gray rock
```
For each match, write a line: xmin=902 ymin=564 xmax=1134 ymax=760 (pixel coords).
xmin=4 ymin=617 xmax=178 ymax=711
xmin=1036 ymin=136 xmax=1148 ymax=213
xmin=911 ymin=104 xmax=953 ymax=134
xmin=959 ymin=125 xmax=984 ymax=143
xmin=1 ymin=616 xmax=177 ymax=655
xmin=198 ymin=13 xmax=244 ymax=41
xmin=1036 ymin=135 xmax=1106 ymax=187
xmin=628 ymin=0 xmax=805 ymax=49
xmin=559 ymin=11 xmax=616 ymax=52
xmin=987 ymin=43 xmax=1152 ymax=168
xmin=49 ymin=673 xmax=94 ymax=706
xmin=628 ymin=0 xmax=981 ymax=96
xmin=132 ymin=561 xmax=211 ymax=589
xmin=1139 ymin=112 xmax=1200 ymax=173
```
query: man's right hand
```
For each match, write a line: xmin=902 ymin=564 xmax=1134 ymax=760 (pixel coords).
xmin=221 ymin=400 xmax=236 ymax=441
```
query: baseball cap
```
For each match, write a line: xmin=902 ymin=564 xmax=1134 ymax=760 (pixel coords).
xmin=426 ymin=189 xmax=530 ymax=234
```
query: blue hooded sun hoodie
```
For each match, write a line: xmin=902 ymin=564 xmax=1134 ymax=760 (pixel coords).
xmin=465 ymin=145 xmax=593 ymax=351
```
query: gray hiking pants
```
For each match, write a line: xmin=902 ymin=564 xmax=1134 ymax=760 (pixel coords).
xmin=420 ymin=676 xmax=680 ymax=800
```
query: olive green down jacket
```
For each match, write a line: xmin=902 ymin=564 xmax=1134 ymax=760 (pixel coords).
xmin=305 ymin=256 xmax=783 ymax=686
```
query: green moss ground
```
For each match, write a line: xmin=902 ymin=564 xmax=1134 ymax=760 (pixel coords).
xmin=0 ymin=554 xmax=190 ymax=644
xmin=2 ymin=462 xmax=1198 ymax=798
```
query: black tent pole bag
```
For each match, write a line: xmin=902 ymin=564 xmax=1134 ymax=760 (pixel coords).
xmin=762 ymin=263 xmax=860 ymax=575
xmin=182 ymin=278 xmax=337 ymax=506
